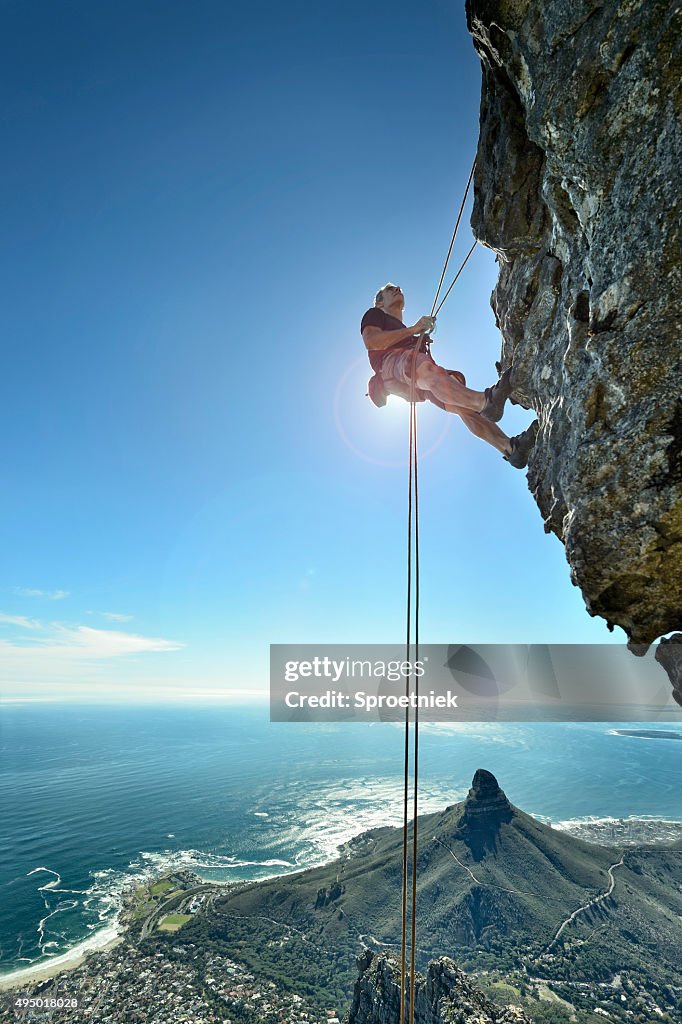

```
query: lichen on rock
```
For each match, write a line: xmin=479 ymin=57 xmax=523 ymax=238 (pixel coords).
xmin=466 ymin=0 xmax=681 ymax=649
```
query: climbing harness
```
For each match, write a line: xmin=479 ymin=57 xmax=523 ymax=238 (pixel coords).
xmin=399 ymin=157 xmax=477 ymax=1024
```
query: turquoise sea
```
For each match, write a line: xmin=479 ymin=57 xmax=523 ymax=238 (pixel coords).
xmin=1 ymin=702 xmax=681 ymax=977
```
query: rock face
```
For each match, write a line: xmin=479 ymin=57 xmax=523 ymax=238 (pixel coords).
xmin=460 ymin=769 xmax=513 ymax=827
xmin=346 ymin=951 xmax=530 ymax=1024
xmin=655 ymin=633 xmax=682 ymax=705
xmin=466 ymin=0 xmax=681 ymax=648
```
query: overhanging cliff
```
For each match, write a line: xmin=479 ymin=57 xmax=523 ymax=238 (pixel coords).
xmin=466 ymin=0 xmax=681 ymax=647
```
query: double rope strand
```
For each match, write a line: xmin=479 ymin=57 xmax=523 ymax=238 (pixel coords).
xmin=433 ymin=240 xmax=478 ymax=318
xmin=408 ymin=381 xmax=419 ymax=1024
xmin=399 ymin=157 xmax=476 ymax=1024
xmin=400 ymin=339 xmax=421 ymax=1024
xmin=430 ymin=156 xmax=476 ymax=318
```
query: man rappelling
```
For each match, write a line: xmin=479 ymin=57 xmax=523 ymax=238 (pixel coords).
xmin=362 ymin=282 xmax=539 ymax=469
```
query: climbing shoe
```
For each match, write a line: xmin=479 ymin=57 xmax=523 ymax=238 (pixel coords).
xmin=504 ymin=419 xmax=539 ymax=469
xmin=481 ymin=367 xmax=513 ymax=422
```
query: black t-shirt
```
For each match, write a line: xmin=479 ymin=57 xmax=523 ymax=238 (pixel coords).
xmin=360 ymin=307 xmax=426 ymax=373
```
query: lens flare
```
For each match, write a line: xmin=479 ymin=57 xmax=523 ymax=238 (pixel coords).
xmin=333 ymin=358 xmax=451 ymax=467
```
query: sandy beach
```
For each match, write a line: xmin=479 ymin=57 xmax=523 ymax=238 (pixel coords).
xmin=0 ymin=924 xmax=122 ymax=993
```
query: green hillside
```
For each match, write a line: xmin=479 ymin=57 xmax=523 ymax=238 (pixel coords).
xmin=172 ymin=770 xmax=682 ymax=1012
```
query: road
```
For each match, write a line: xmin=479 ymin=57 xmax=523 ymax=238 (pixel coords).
xmin=545 ymin=855 xmax=625 ymax=949
xmin=139 ymin=884 xmax=218 ymax=939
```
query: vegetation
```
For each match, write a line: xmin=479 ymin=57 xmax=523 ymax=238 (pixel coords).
xmin=157 ymin=910 xmax=353 ymax=1007
xmin=158 ymin=913 xmax=192 ymax=930
xmin=150 ymin=879 xmax=174 ymax=896
xmin=162 ymin=796 xmax=682 ymax=1021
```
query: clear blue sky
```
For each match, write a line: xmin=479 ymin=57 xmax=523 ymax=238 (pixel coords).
xmin=0 ymin=0 xmax=618 ymax=700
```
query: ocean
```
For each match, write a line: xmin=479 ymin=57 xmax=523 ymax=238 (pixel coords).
xmin=1 ymin=702 xmax=681 ymax=977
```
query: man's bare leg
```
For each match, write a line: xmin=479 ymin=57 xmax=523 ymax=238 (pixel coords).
xmin=441 ymin=405 xmax=511 ymax=455
xmin=457 ymin=411 xmax=511 ymax=455
xmin=409 ymin=354 xmax=538 ymax=466
xmin=415 ymin=359 xmax=485 ymax=412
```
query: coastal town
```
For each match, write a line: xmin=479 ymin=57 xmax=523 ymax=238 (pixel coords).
xmin=2 ymin=855 xmax=681 ymax=1024
xmin=557 ymin=818 xmax=682 ymax=848
xmin=4 ymin=897 xmax=680 ymax=1024
xmin=6 ymin=941 xmax=342 ymax=1024
xmin=2 ymin=871 xmax=344 ymax=1024
xmin=1 ymin=871 xmax=331 ymax=1023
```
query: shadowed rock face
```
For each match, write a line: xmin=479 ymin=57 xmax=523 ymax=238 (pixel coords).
xmin=655 ymin=635 xmax=682 ymax=706
xmin=466 ymin=0 xmax=681 ymax=648
xmin=460 ymin=769 xmax=513 ymax=825
xmin=456 ymin=769 xmax=514 ymax=861
xmin=347 ymin=951 xmax=530 ymax=1024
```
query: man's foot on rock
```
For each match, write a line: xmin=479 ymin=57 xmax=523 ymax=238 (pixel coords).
xmin=504 ymin=419 xmax=539 ymax=469
xmin=481 ymin=367 xmax=513 ymax=422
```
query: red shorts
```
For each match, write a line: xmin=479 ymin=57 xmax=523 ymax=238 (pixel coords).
xmin=380 ymin=348 xmax=423 ymax=388
xmin=380 ymin=350 xmax=465 ymax=408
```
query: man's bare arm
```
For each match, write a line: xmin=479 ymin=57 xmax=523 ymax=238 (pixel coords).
xmin=362 ymin=316 xmax=435 ymax=352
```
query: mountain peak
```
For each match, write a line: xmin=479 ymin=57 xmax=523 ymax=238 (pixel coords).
xmin=460 ymin=769 xmax=512 ymax=825
xmin=470 ymin=768 xmax=503 ymax=797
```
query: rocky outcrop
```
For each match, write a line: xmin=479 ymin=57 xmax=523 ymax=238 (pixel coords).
xmin=655 ymin=634 xmax=682 ymax=704
xmin=459 ymin=769 xmax=513 ymax=828
xmin=315 ymin=881 xmax=346 ymax=908
xmin=346 ymin=951 xmax=530 ymax=1024
xmin=466 ymin=0 xmax=681 ymax=649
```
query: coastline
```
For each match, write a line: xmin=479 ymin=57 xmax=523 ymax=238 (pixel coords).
xmin=611 ymin=729 xmax=682 ymax=741
xmin=2 ymin=812 xmax=680 ymax=995
xmin=0 ymin=867 xmax=275 ymax=996
xmin=0 ymin=923 xmax=122 ymax=993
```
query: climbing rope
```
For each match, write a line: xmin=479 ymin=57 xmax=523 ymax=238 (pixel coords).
xmin=400 ymin=342 xmax=421 ymax=1024
xmin=430 ymin=157 xmax=476 ymax=317
xmin=399 ymin=157 xmax=477 ymax=1024
xmin=433 ymin=239 xmax=478 ymax=319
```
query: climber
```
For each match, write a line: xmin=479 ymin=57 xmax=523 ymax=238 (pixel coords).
xmin=362 ymin=283 xmax=539 ymax=469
